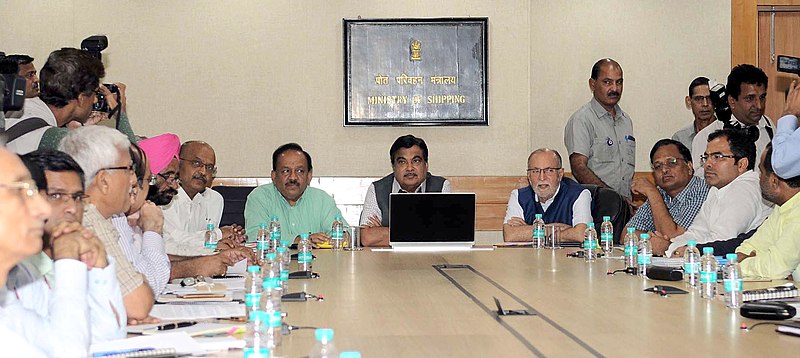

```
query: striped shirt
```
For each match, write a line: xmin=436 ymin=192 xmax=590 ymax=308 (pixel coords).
xmin=626 ymin=175 xmax=710 ymax=233
xmin=82 ymin=204 xmax=144 ymax=296
xmin=111 ymin=216 xmax=171 ymax=296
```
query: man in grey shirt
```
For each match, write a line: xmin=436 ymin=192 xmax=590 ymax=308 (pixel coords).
xmin=672 ymin=77 xmax=716 ymax=153
xmin=564 ymin=58 xmax=635 ymax=199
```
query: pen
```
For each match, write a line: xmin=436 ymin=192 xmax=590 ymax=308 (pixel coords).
xmin=93 ymin=348 xmax=155 ymax=357
xmin=157 ymin=321 xmax=197 ymax=330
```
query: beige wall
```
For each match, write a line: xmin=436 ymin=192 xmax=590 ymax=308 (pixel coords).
xmin=1 ymin=1 xmax=731 ymax=177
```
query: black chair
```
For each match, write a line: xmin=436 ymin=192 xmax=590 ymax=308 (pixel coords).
xmin=212 ymin=185 xmax=256 ymax=227
xmin=582 ymin=184 xmax=632 ymax=243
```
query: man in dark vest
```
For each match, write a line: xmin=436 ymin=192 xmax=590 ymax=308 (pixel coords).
xmin=503 ymin=148 xmax=592 ymax=243
xmin=360 ymin=135 xmax=450 ymax=246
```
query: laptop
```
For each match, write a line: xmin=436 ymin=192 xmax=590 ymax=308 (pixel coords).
xmin=389 ymin=192 xmax=476 ymax=250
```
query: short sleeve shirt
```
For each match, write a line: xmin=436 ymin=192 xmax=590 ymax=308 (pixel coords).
xmin=564 ymin=98 xmax=635 ymax=199
xmin=671 ymin=123 xmax=696 ymax=154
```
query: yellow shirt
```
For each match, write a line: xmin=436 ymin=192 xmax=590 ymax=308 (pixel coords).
xmin=737 ymin=192 xmax=800 ymax=279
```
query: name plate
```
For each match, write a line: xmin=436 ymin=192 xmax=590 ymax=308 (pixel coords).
xmin=344 ymin=18 xmax=488 ymax=126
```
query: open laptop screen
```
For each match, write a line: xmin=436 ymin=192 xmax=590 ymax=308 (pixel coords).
xmin=389 ymin=193 xmax=476 ymax=243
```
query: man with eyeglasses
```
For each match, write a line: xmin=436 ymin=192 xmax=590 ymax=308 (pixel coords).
xmin=161 ymin=141 xmax=245 ymax=256
xmin=245 ymin=143 xmax=346 ymax=246
xmin=691 ymin=64 xmax=774 ymax=177
xmin=503 ymin=148 xmax=592 ymax=243
xmin=672 ymin=77 xmax=717 ymax=152
xmin=59 ymin=125 xmax=156 ymax=324
xmin=4 ymin=48 xmax=137 ymax=155
xmin=360 ymin=135 xmax=450 ymax=247
xmin=10 ymin=149 xmax=126 ymax=350
xmin=624 ymin=139 xmax=710 ymax=254
xmin=664 ymin=129 xmax=772 ymax=257
xmin=564 ymin=58 xmax=636 ymax=200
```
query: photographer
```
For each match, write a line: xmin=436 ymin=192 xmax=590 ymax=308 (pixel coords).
xmin=2 ymin=54 xmax=39 ymax=119
xmin=4 ymin=48 xmax=136 ymax=154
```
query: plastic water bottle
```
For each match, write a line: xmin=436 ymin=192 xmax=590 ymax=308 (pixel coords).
xmin=532 ymin=214 xmax=545 ymax=249
xmin=261 ymin=253 xmax=282 ymax=296
xmin=298 ymin=233 xmax=313 ymax=272
xmin=203 ymin=222 xmax=219 ymax=249
xmin=600 ymin=216 xmax=614 ymax=254
xmin=268 ymin=215 xmax=281 ymax=252
xmin=331 ymin=215 xmax=345 ymax=251
xmin=259 ymin=265 xmax=282 ymax=350
xmin=256 ymin=223 xmax=269 ymax=261
xmin=723 ymin=253 xmax=744 ymax=308
xmin=637 ymin=233 xmax=652 ymax=277
xmin=699 ymin=247 xmax=718 ymax=300
xmin=244 ymin=265 xmax=262 ymax=318
xmin=244 ymin=311 xmax=270 ymax=358
xmin=583 ymin=223 xmax=598 ymax=262
xmin=623 ymin=227 xmax=638 ymax=270
xmin=276 ymin=246 xmax=289 ymax=293
xmin=683 ymin=240 xmax=701 ymax=289
xmin=309 ymin=328 xmax=338 ymax=358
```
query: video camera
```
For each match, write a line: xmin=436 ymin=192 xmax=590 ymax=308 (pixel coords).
xmin=0 ymin=52 xmax=27 ymax=112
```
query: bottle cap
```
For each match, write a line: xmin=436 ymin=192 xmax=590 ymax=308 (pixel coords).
xmin=340 ymin=352 xmax=362 ymax=358
xmin=587 ymin=223 xmax=595 ymax=228
xmin=703 ymin=247 xmax=714 ymax=255
xmin=726 ymin=253 xmax=737 ymax=262
xmin=247 ymin=265 xmax=260 ymax=273
xmin=280 ymin=239 xmax=291 ymax=247
xmin=687 ymin=240 xmax=697 ymax=247
xmin=266 ymin=253 xmax=277 ymax=260
xmin=271 ymin=215 xmax=278 ymax=220
xmin=206 ymin=223 xmax=214 ymax=229
xmin=259 ymin=223 xmax=267 ymax=229
xmin=315 ymin=328 xmax=334 ymax=342
xmin=276 ymin=247 xmax=287 ymax=253
xmin=535 ymin=214 xmax=542 ymax=219
xmin=626 ymin=227 xmax=635 ymax=233
xmin=301 ymin=233 xmax=310 ymax=239
xmin=603 ymin=216 xmax=610 ymax=221
xmin=640 ymin=233 xmax=650 ymax=239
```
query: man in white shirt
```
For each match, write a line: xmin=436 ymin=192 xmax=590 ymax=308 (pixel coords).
xmin=162 ymin=141 xmax=245 ymax=256
xmin=691 ymin=64 xmax=774 ymax=177
xmin=13 ymin=149 xmax=126 ymax=345
xmin=0 ymin=146 xmax=96 ymax=357
xmin=360 ymin=135 xmax=451 ymax=247
xmin=664 ymin=129 xmax=772 ymax=257
xmin=503 ymin=148 xmax=592 ymax=243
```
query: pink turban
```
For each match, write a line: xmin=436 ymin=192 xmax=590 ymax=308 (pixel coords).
xmin=138 ymin=133 xmax=180 ymax=175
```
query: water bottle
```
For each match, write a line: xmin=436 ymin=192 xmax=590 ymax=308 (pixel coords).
xmin=244 ymin=265 xmax=262 ymax=318
xmin=532 ymin=214 xmax=545 ymax=249
xmin=637 ymin=233 xmax=652 ymax=277
xmin=256 ymin=223 xmax=269 ymax=261
xmin=583 ymin=223 xmax=598 ymax=262
xmin=276 ymin=246 xmax=290 ymax=293
xmin=331 ymin=215 xmax=345 ymax=251
xmin=600 ymin=216 xmax=614 ymax=254
xmin=203 ymin=222 xmax=219 ymax=249
xmin=683 ymin=240 xmax=701 ymax=289
xmin=268 ymin=215 xmax=281 ymax=252
xmin=261 ymin=253 xmax=282 ymax=296
xmin=723 ymin=253 xmax=744 ymax=308
xmin=699 ymin=247 xmax=718 ymax=299
xmin=244 ymin=311 xmax=270 ymax=358
xmin=623 ymin=227 xmax=638 ymax=270
xmin=309 ymin=328 xmax=338 ymax=358
xmin=298 ymin=233 xmax=313 ymax=272
xmin=260 ymin=265 xmax=282 ymax=350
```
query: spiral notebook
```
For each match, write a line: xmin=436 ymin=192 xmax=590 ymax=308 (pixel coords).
xmin=93 ymin=348 xmax=177 ymax=358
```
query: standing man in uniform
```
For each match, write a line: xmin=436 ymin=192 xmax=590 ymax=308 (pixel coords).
xmin=565 ymin=58 xmax=635 ymax=200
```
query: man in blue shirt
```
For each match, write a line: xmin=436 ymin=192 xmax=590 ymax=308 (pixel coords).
xmin=773 ymin=80 xmax=800 ymax=179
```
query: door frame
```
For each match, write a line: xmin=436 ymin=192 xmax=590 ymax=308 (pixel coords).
xmin=732 ymin=0 xmax=800 ymax=66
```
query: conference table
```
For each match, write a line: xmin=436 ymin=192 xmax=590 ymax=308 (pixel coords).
xmin=210 ymin=247 xmax=799 ymax=357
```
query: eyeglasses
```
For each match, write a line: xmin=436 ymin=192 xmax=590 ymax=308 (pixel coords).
xmin=157 ymin=172 xmax=181 ymax=184
xmin=45 ymin=191 xmax=88 ymax=205
xmin=700 ymin=153 xmax=738 ymax=164
xmin=651 ymin=157 xmax=686 ymax=171
xmin=99 ymin=165 xmax=134 ymax=173
xmin=180 ymin=158 xmax=217 ymax=174
xmin=527 ymin=167 xmax=561 ymax=176
xmin=277 ymin=168 xmax=308 ymax=177
xmin=0 ymin=181 xmax=39 ymax=199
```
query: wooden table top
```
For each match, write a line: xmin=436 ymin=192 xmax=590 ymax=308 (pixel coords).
xmin=210 ymin=248 xmax=800 ymax=357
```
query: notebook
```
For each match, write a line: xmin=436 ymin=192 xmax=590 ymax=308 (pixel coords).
xmin=389 ymin=193 xmax=476 ymax=250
